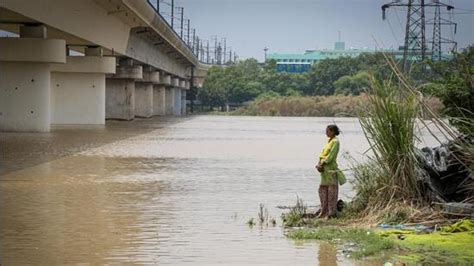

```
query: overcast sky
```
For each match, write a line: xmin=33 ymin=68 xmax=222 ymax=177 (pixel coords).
xmin=168 ymin=0 xmax=474 ymax=61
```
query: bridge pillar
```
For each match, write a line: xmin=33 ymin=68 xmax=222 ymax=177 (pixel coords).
xmin=171 ymin=77 xmax=182 ymax=116
xmin=179 ymin=80 xmax=187 ymax=116
xmin=181 ymin=90 xmax=187 ymax=116
xmin=106 ymin=59 xmax=142 ymax=120
xmin=153 ymin=85 xmax=166 ymax=116
xmin=161 ymin=74 xmax=173 ymax=115
xmin=50 ymin=48 xmax=115 ymax=125
xmin=153 ymin=72 xmax=171 ymax=116
xmin=0 ymin=25 xmax=65 ymax=132
xmin=135 ymin=82 xmax=153 ymax=118
xmin=173 ymin=88 xmax=182 ymax=116
xmin=135 ymin=67 xmax=159 ymax=118
xmin=165 ymin=87 xmax=174 ymax=115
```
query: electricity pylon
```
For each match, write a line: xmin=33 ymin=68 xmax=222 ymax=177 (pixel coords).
xmin=428 ymin=1 xmax=456 ymax=61
xmin=383 ymin=0 xmax=427 ymax=71
xmin=382 ymin=0 xmax=456 ymax=69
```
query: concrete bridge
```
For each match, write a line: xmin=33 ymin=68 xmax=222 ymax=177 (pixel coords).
xmin=0 ymin=0 xmax=211 ymax=132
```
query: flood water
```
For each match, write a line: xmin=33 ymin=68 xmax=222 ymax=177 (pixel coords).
xmin=0 ymin=116 xmax=443 ymax=265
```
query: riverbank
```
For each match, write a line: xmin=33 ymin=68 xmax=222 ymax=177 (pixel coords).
xmin=227 ymin=95 xmax=443 ymax=117
xmin=281 ymin=204 xmax=474 ymax=264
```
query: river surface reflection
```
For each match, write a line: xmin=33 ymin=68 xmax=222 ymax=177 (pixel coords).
xmin=0 ymin=116 xmax=442 ymax=265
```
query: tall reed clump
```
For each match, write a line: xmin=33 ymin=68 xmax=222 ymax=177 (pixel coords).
xmin=351 ymin=51 xmax=473 ymax=223
xmin=358 ymin=77 xmax=423 ymax=207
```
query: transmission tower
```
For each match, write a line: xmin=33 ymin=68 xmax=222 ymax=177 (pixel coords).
xmin=432 ymin=4 xmax=442 ymax=60
xmin=382 ymin=0 xmax=456 ymax=68
xmin=383 ymin=0 xmax=427 ymax=71
xmin=428 ymin=1 xmax=456 ymax=61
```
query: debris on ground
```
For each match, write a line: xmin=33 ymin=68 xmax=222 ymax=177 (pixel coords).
xmin=417 ymin=136 xmax=473 ymax=206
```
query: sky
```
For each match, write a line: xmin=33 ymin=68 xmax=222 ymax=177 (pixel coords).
xmin=169 ymin=0 xmax=474 ymax=61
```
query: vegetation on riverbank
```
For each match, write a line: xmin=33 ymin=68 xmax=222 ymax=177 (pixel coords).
xmin=287 ymin=224 xmax=474 ymax=264
xmin=228 ymin=94 xmax=443 ymax=117
xmin=288 ymin=227 xmax=394 ymax=259
xmin=198 ymin=47 xmax=472 ymax=125
xmin=280 ymin=196 xmax=474 ymax=263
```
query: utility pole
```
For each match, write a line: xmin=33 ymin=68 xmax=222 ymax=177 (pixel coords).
xmin=171 ymin=0 xmax=174 ymax=29
xmin=223 ymin=38 xmax=227 ymax=64
xmin=207 ymin=41 xmax=210 ymax=64
xmin=192 ymin=29 xmax=196 ymax=52
xmin=217 ymin=42 xmax=222 ymax=65
xmin=156 ymin=0 xmax=160 ymax=13
xmin=263 ymin=47 xmax=269 ymax=62
xmin=180 ymin=7 xmax=184 ymax=38
xmin=201 ymin=43 xmax=205 ymax=62
xmin=212 ymin=36 xmax=218 ymax=63
xmin=187 ymin=20 xmax=190 ymax=46
xmin=196 ymin=37 xmax=200 ymax=60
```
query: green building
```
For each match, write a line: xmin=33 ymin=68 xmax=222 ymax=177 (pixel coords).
xmin=267 ymin=42 xmax=395 ymax=73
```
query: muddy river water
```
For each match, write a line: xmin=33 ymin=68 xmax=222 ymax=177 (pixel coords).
xmin=0 ymin=116 xmax=442 ymax=265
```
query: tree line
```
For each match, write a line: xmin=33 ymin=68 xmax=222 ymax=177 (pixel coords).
xmin=198 ymin=52 xmax=396 ymax=108
xmin=198 ymin=47 xmax=473 ymax=134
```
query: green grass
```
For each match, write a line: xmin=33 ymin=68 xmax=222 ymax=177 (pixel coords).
xmin=288 ymin=227 xmax=394 ymax=259
xmin=287 ymin=226 xmax=474 ymax=263
xmin=384 ymin=230 xmax=474 ymax=264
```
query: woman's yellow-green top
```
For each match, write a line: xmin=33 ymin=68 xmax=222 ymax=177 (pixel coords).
xmin=318 ymin=137 xmax=346 ymax=186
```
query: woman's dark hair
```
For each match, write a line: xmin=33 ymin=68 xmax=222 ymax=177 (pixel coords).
xmin=327 ymin=124 xmax=340 ymax=136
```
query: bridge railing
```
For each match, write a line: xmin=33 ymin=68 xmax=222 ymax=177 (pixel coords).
xmin=146 ymin=1 xmax=194 ymax=53
xmin=146 ymin=0 xmax=236 ymax=65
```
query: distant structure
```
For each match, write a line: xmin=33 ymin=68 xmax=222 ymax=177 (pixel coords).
xmin=382 ymin=0 xmax=456 ymax=71
xmin=334 ymin=30 xmax=345 ymax=51
xmin=266 ymin=41 xmax=397 ymax=73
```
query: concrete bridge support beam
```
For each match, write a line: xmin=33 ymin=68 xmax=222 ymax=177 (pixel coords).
xmin=153 ymin=85 xmax=166 ymax=116
xmin=135 ymin=68 xmax=159 ymax=118
xmin=0 ymin=25 xmax=65 ymax=132
xmin=106 ymin=61 xmax=142 ymax=120
xmin=134 ymin=82 xmax=153 ymax=118
xmin=50 ymin=48 xmax=115 ymax=125
xmin=161 ymin=74 xmax=174 ymax=116
xmin=173 ymin=88 xmax=182 ymax=116
xmin=165 ymin=87 xmax=174 ymax=115
xmin=181 ymin=90 xmax=187 ymax=116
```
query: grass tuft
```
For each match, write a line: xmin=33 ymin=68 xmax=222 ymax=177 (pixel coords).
xmin=281 ymin=196 xmax=308 ymax=227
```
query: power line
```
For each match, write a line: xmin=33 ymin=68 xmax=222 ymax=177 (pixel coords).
xmin=386 ymin=18 xmax=401 ymax=45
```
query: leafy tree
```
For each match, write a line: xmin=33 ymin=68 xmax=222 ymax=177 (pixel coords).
xmin=334 ymin=71 xmax=371 ymax=95
xmin=424 ymin=46 xmax=474 ymax=135
xmin=308 ymin=57 xmax=359 ymax=95
xmin=307 ymin=53 xmax=392 ymax=96
xmin=198 ymin=66 xmax=228 ymax=109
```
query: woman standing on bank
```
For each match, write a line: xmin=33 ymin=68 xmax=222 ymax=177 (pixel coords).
xmin=316 ymin=125 xmax=346 ymax=219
